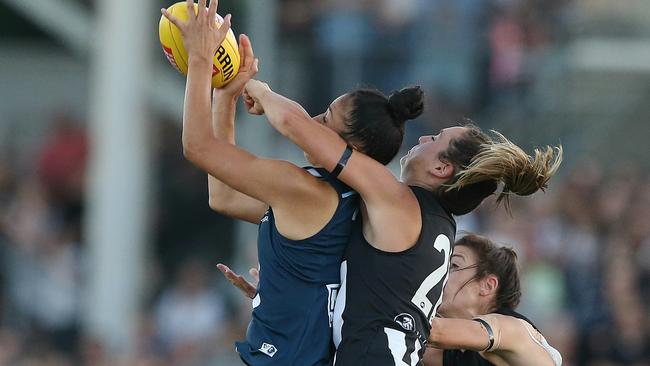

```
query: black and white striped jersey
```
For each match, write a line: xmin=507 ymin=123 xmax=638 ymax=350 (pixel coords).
xmin=333 ymin=186 xmax=456 ymax=366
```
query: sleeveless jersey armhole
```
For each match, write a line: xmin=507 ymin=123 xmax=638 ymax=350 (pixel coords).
xmin=517 ymin=319 xmax=563 ymax=366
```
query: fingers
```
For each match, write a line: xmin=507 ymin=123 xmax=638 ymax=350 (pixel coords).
xmin=198 ymin=0 xmax=207 ymax=16
xmin=239 ymin=34 xmax=255 ymax=71
xmin=237 ymin=35 xmax=247 ymax=71
xmin=252 ymin=58 xmax=259 ymax=75
xmin=249 ymin=268 xmax=259 ymax=283
xmin=161 ymin=8 xmax=185 ymax=31
xmin=218 ymin=14 xmax=232 ymax=37
xmin=216 ymin=263 xmax=230 ymax=273
xmin=207 ymin=0 xmax=217 ymax=26
xmin=216 ymin=263 xmax=238 ymax=281
xmin=186 ymin=0 xmax=195 ymax=19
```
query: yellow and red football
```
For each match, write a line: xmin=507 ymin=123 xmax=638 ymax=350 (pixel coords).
xmin=159 ymin=2 xmax=240 ymax=88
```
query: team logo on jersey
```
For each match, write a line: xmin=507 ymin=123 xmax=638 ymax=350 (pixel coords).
xmin=394 ymin=313 xmax=416 ymax=332
xmin=259 ymin=342 xmax=278 ymax=357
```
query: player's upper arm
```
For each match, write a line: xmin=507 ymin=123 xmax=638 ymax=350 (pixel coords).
xmin=185 ymin=139 xmax=325 ymax=209
xmin=207 ymin=176 xmax=269 ymax=224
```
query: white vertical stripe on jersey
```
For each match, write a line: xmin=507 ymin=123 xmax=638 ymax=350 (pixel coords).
xmin=384 ymin=328 xmax=413 ymax=366
xmin=410 ymin=336 xmax=422 ymax=366
xmin=332 ymin=261 xmax=348 ymax=348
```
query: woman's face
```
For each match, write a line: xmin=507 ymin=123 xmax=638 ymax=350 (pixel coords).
xmin=438 ymin=245 xmax=483 ymax=319
xmin=399 ymin=126 xmax=467 ymax=181
xmin=305 ymin=94 xmax=351 ymax=165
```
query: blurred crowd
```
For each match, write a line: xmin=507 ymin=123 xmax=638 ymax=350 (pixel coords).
xmin=1 ymin=0 xmax=648 ymax=365
xmin=2 ymin=122 xmax=649 ymax=366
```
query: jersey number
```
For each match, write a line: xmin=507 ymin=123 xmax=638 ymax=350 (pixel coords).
xmin=410 ymin=234 xmax=451 ymax=323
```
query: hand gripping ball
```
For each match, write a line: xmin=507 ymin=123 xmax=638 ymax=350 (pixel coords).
xmin=159 ymin=2 xmax=240 ymax=88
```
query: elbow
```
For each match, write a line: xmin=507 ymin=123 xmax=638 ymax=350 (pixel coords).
xmin=208 ymin=195 xmax=227 ymax=214
xmin=182 ymin=145 xmax=199 ymax=164
xmin=276 ymin=111 xmax=297 ymax=136
xmin=181 ymin=136 xmax=203 ymax=165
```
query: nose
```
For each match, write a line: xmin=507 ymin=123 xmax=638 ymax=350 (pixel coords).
xmin=418 ymin=135 xmax=432 ymax=144
xmin=314 ymin=113 xmax=324 ymax=124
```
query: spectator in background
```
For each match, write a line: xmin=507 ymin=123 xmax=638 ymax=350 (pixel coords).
xmin=155 ymin=258 xmax=227 ymax=364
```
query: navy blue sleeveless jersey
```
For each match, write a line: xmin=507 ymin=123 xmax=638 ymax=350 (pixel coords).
xmin=236 ymin=167 xmax=359 ymax=366
xmin=333 ymin=186 xmax=456 ymax=366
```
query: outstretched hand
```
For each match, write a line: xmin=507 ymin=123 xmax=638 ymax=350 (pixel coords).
xmin=161 ymin=0 xmax=232 ymax=64
xmin=217 ymin=263 xmax=259 ymax=299
xmin=216 ymin=34 xmax=259 ymax=99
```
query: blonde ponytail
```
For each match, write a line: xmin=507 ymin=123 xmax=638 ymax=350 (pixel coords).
xmin=447 ymin=130 xmax=563 ymax=208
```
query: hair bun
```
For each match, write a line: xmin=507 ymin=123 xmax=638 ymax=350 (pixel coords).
xmin=387 ymin=86 xmax=424 ymax=123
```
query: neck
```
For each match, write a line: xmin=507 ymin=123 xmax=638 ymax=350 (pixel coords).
xmin=401 ymin=175 xmax=442 ymax=192
xmin=477 ymin=300 xmax=496 ymax=316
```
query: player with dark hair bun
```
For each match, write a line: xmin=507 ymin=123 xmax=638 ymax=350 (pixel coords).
xmin=424 ymin=234 xmax=562 ymax=366
xmin=242 ymin=77 xmax=562 ymax=365
xmin=162 ymin=1 xmax=424 ymax=364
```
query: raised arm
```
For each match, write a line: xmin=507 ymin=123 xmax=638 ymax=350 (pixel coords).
xmin=206 ymin=34 xmax=267 ymax=224
xmin=243 ymin=80 xmax=420 ymax=251
xmin=162 ymin=0 xmax=337 ymax=237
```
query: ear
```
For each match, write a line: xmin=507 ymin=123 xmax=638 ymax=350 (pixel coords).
xmin=479 ymin=274 xmax=498 ymax=297
xmin=430 ymin=158 xmax=454 ymax=179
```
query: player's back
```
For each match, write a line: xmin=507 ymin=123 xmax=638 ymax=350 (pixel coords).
xmin=236 ymin=167 xmax=358 ymax=366
xmin=333 ymin=186 xmax=456 ymax=366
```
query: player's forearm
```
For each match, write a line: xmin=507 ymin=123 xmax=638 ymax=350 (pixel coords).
xmin=182 ymin=57 xmax=216 ymax=161
xmin=257 ymin=89 xmax=345 ymax=172
xmin=207 ymin=93 xmax=244 ymax=213
xmin=428 ymin=318 xmax=490 ymax=352
xmin=211 ymin=92 xmax=237 ymax=141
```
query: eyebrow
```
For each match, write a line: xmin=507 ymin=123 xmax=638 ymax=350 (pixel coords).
xmin=451 ymin=253 xmax=464 ymax=260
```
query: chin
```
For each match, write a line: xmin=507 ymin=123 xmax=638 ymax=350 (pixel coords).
xmin=437 ymin=302 xmax=464 ymax=319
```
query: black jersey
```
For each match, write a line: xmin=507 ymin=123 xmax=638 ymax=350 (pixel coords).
xmin=442 ymin=308 xmax=538 ymax=366
xmin=333 ymin=186 xmax=456 ymax=366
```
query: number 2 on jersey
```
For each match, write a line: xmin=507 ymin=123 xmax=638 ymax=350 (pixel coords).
xmin=410 ymin=234 xmax=451 ymax=323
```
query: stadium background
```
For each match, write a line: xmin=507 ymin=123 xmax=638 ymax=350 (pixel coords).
xmin=0 ymin=0 xmax=649 ymax=364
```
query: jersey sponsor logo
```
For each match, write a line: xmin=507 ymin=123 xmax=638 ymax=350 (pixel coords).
xmin=394 ymin=313 xmax=416 ymax=332
xmin=259 ymin=342 xmax=278 ymax=357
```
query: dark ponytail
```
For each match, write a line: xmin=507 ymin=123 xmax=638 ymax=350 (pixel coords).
xmin=345 ymin=86 xmax=424 ymax=165
xmin=456 ymin=234 xmax=522 ymax=310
